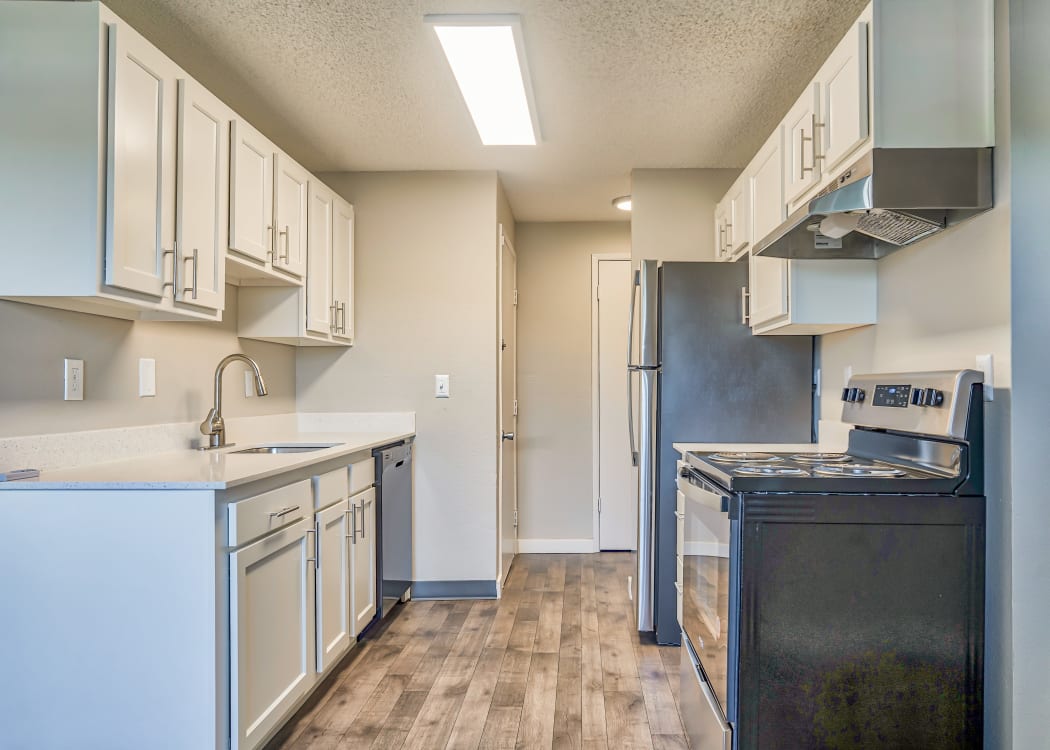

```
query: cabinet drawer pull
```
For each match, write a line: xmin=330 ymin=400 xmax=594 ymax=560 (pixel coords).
xmin=350 ymin=502 xmax=358 ymax=544
xmin=344 ymin=506 xmax=354 ymax=541
xmin=725 ymin=222 xmax=733 ymax=253
xmin=338 ymin=302 xmax=347 ymax=334
xmin=740 ymin=286 xmax=751 ymax=326
xmin=183 ymin=248 xmax=199 ymax=300
xmin=268 ymin=505 xmax=300 ymax=520
xmin=162 ymin=241 xmax=179 ymax=299
xmin=811 ymin=112 xmax=825 ymax=164
xmin=278 ymin=226 xmax=290 ymax=263
xmin=329 ymin=302 xmax=339 ymax=331
xmin=358 ymin=502 xmax=366 ymax=538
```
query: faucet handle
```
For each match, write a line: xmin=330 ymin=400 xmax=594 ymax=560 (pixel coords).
xmin=200 ymin=408 xmax=222 ymax=436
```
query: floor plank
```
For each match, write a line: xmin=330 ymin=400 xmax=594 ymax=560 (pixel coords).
xmin=269 ymin=553 xmax=684 ymax=750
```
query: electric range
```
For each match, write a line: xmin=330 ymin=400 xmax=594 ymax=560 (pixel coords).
xmin=676 ymin=370 xmax=986 ymax=749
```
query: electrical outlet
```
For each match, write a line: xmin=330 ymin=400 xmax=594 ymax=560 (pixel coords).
xmin=64 ymin=358 xmax=84 ymax=401
xmin=435 ymin=374 xmax=450 ymax=398
xmin=976 ymin=354 xmax=994 ymax=402
xmin=245 ymin=370 xmax=256 ymax=398
xmin=138 ymin=358 xmax=156 ymax=397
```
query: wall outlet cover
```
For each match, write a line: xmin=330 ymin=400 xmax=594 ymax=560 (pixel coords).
xmin=64 ymin=358 xmax=84 ymax=401
xmin=435 ymin=374 xmax=450 ymax=398
xmin=138 ymin=358 xmax=156 ymax=398
xmin=976 ymin=354 xmax=994 ymax=402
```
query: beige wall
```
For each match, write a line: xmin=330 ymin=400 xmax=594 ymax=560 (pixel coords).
xmin=630 ymin=168 xmax=739 ymax=262
xmin=515 ymin=222 xmax=632 ymax=544
xmin=297 ymin=171 xmax=501 ymax=584
xmin=820 ymin=3 xmax=1011 ymax=741
xmin=0 ymin=285 xmax=296 ymax=438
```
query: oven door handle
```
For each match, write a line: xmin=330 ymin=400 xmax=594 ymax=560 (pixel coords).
xmin=679 ymin=467 xmax=732 ymax=514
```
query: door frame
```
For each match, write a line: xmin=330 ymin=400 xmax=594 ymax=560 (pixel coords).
xmin=497 ymin=224 xmax=518 ymax=593
xmin=591 ymin=252 xmax=632 ymax=553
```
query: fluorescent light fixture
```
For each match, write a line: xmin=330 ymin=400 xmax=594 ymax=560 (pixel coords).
xmin=426 ymin=14 xmax=539 ymax=146
xmin=612 ymin=195 xmax=632 ymax=211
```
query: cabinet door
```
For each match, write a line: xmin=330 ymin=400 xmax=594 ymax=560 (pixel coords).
xmin=306 ymin=181 xmax=334 ymax=337
xmin=748 ymin=254 xmax=790 ymax=329
xmin=820 ymin=22 xmax=869 ymax=173
xmin=727 ymin=177 xmax=750 ymax=256
xmin=713 ymin=203 xmax=728 ymax=261
xmin=274 ymin=153 xmax=309 ymax=278
xmin=750 ymin=128 xmax=785 ymax=248
xmin=229 ymin=120 xmax=274 ymax=264
xmin=230 ymin=519 xmax=315 ymax=750
xmin=783 ymin=83 xmax=821 ymax=206
xmin=315 ymin=501 xmax=352 ymax=675
xmin=175 ymin=79 xmax=226 ymax=312
xmin=105 ymin=23 xmax=176 ymax=298
xmin=331 ymin=198 xmax=355 ymax=342
xmin=351 ymin=488 xmax=377 ymax=635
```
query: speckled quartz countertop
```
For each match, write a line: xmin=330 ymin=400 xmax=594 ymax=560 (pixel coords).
xmin=0 ymin=431 xmax=413 ymax=491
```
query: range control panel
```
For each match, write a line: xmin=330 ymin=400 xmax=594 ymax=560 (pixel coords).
xmin=840 ymin=370 xmax=983 ymax=439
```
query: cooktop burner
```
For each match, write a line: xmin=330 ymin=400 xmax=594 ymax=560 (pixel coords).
xmin=789 ymin=453 xmax=849 ymax=463
xmin=733 ymin=465 xmax=809 ymax=477
xmin=708 ymin=452 xmax=783 ymax=463
xmin=812 ymin=463 xmax=907 ymax=478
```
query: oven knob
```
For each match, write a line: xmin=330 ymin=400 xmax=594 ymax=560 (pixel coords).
xmin=847 ymin=387 xmax=859 ymax=402
xmin=911 ymin=388 xmax=923 ymax=406
xmin=926 ymin=388 xmax=944 ymax=407
xmin=854 ymin=388 xmax=866 ymax=403
xmin=841 ymin=387 xmax=851 ymax=402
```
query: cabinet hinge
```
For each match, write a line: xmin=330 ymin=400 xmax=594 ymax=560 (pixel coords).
xmin=513 ymin=399 xmax=518 ymax=416
xmin=501 ymin=338 xmax=507 ymax=351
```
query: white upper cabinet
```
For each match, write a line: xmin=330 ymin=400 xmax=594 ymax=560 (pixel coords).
xmin=783 ymin=83 xmax=822 ymax=209
xmin=818 ymin=21 xmax=869 ymax=173
xmin=331 ymin=199 xmax=355 ymax=343
xmin=0 ymin=2 xmax=224 ymax=321
xmin=105 ymin=22 xmax=176 ymax=300
xmin=749 ymin=128 xmax=786 ymax=246
xmin=725 ymin=174 xmax=750 ymax=259
xmin=175 ymin=79 xmax=227 ymax=312
xmin=748 ymin=259 xmax=877 ymax=336
xmin=306 ymin=181 xmax=335 ymax=337
xmin=713 ymin=201 xmax=729 ymax=261
xmin=229 ymin=121 xmax=275 ymax=266
xmin=274 ymin=155 xmax=309 ymax=279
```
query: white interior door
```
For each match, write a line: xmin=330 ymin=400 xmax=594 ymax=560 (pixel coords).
xmin=597 ymin=259 xmax=638 ymax=550
xmin=498 ymin=229 xmax=518 ymax=586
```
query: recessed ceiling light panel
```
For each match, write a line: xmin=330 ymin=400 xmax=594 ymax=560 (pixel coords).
xmin=426 ymin=14 xmax=540 ymax=146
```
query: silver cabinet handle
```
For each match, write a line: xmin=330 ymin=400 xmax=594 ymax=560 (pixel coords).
xmin=358 ymin=501 xmax=366 ymax=539
xmin=799 ymin=124 xmax=813 ymax=178
xmin=725 ymin=222 xmax=733 ymax=254
xmin=278 ymin=225 xmax=290 ymax=263
xmin=305 ymin=526 xmax=316 ymax=567
xmin=812 ymin=112 xmax=825 ymax=165
xmin=183 ymin=248 xmax=199 ymax=300
xmin=626 ymin=270 xmax=639 ymax=467
xmin=266 ymin=225 xmax=274 ymax=259
xmin=502 ymin=432 xmax=515 ymax=441
xmin=718 ymin=223 xmax=726 ymax=256
xmin=329 ymin=302 xmax=339 ymax=332
xmin=338 ymin=302 xmax=347 ymax=334
xmin=344 ymin=506 xmax=353 ymax=540
xmin=349 ymin=502 xmax=357 ymax=544
xmin=673 ymin=510 xmax=685 ymax=520
xmin=268 ymin=505 xmax=300 ymax=520
xmin=162 ymin=240 xmax=179 ymax=299
xmin=741 ymin=286 xmax=751 ymax=326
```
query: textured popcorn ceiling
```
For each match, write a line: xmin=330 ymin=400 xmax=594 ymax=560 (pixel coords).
xmin=105 ymin=0 xmax=869 ymax=221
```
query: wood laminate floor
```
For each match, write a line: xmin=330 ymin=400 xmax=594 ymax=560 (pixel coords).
xmin=269 ymin=553 xmax=686 ymax=750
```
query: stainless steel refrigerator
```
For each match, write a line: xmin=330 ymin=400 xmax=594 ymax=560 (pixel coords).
xmin=628 ymin=259 xmax=815 ymax=644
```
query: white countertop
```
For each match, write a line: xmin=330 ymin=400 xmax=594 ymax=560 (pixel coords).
xmin=0 ymin=430 xmax=413 ymax=491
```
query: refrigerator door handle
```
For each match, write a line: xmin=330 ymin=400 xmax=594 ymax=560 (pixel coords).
xmin=627 ymin=270 xmax=640 ymax=466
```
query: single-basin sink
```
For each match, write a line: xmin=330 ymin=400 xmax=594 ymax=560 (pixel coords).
xmin=232 ymin=443 xmax=343 ymax=455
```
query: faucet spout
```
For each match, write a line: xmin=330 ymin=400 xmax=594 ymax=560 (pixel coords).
xmin=200 ymin=354 xmax=268 ymax=449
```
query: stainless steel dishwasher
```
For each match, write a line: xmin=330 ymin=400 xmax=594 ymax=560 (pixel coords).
xmin=374 ymin=439 xmax=413 ymax=619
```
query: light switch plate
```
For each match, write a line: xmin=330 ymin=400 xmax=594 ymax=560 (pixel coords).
xmin=64 ymin=358 xmax=84 ymax=401
xmin=138 ymin=358 xmax=156 ymax=397
xmin=976 ymin=354 xmax=994 ymax=401
xmin=435 ymin=374 xmax=450 ymax=398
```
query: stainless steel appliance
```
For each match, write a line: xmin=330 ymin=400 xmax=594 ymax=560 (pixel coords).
xmin=627 ymin=260 xmax=814 ymax=642
xmin=677 ymin=370 xmax=985 ymax=749
xmin=373 ymin=439 xmax=413 ymax=619
xmin=754 ymin=148 xmax=993 ymax=260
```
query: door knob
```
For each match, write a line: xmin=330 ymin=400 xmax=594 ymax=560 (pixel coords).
xmin=502 ymin=432 xmax=515 ymax=441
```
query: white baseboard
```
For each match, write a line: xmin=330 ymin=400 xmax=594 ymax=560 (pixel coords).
xmin=517 ymin=538 xmax=595 ymax=554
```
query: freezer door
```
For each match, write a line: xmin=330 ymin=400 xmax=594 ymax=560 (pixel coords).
xmin=681 ymin=634 xmax=733 ymax=750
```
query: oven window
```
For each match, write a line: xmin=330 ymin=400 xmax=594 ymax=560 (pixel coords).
xmin=680 ymin=478 xmax=732 ymax=715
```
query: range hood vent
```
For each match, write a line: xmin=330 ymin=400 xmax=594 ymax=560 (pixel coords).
xmin=755 ymin=148 xmax=993 ymax=260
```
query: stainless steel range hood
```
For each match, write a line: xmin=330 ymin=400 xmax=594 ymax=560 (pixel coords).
xmin=753 ymin=148 xmax=993 ymax=260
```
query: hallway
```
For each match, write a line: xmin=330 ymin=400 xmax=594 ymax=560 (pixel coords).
xmin=270 ymin=553 xmax=686 ymax=749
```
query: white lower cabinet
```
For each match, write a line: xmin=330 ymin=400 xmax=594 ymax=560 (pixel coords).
xmin=229 ymin=517 xmax=316 ymax=750
xmin=315 ymin=500 xmax=353 ymax=675
xmin=352 ymin=487 xmax=378 ymax=634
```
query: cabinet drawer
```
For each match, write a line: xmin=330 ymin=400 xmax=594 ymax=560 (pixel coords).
xmin=228 ymin=479 xmax=311 ymax=547
xmin=349 ymin=457 xmax=375 ymax=496
xmin=314 ymin=467 xmax=348 ymax=509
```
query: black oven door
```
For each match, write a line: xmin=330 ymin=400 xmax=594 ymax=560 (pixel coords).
xmin=677 ymin=466 xmax=737 ymax=726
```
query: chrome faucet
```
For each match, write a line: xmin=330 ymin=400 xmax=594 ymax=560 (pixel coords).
xmin=199 ymin=354 xmax=268 ymax=449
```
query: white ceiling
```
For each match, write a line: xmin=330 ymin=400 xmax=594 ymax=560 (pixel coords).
xmin=106 ymin=0 xmax=869 ymax=222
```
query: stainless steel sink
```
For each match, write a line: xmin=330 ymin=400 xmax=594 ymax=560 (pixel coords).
xmin=231 ymin=443 xmax=343 ymax=455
